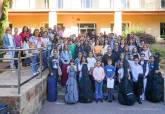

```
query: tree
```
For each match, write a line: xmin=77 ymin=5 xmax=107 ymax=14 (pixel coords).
xmin=0 ymin=0 xmax=11 ymax=47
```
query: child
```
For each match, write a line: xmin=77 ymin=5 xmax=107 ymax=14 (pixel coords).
xmin=93 ymin=60 xmax=105 ymax=103
xmin=87 ymin=51 xmax=96 ymax=92
xmin=104 ymin=59 xmax=116 ymax=102
xmin=65 ymin=60 xmax=78 ymax=104
xmin=78 ymin=56 xmax=93 ymax=103
xmin=129 ymin=57 xmax=143 ymax=104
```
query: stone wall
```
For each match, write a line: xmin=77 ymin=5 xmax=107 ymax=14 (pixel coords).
xmin=0 ymin=72 xmax=48 ymax=114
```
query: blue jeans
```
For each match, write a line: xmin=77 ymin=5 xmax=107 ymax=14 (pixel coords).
xmin=95 ymin=81 xmax=103 ymax=100
xmin=32 ymin=53 xmax=39 ymax=74
xmin=108 ymin=88 xmax=113 ymax=101
xmin=8 ymin=48 xmax=15 ymax=68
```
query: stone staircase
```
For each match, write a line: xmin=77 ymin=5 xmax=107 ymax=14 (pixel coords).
xmin=56 ymin=83 xmax=65 ymax=103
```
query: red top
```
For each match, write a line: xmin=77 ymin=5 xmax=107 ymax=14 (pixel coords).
xmin=19 ymin=32 xmax=30 ymax=42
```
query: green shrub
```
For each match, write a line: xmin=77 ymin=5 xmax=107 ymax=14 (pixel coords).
xmin=135 ymin=32 xmax=156 ymax=44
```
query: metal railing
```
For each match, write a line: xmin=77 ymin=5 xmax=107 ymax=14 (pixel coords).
xmin=0 ymin=48 xmax=47 ymax=94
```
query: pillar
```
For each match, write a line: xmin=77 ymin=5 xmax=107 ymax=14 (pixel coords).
xmin=48 ymin=0 xmax=57 ymax=28
xmin=48 ymin=11 xmax=57 ymax=28
xmin=114 ymin=11 xmax=122 ymax=35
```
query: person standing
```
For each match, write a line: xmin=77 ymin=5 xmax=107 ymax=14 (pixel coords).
xmin=104 ymin=59 xmax=116 ymax=102
xmin=29 ymin=29 xmax=44 ymax=76
xmin=60 ymin=45 xmax=72 ymax=86
xmin=78 ymin=56 xmax=93 ymax=103
xmin=129 ymin=57 xmax=143 ymax=104
xmin=3 ymin=27 xmax=16 ymax=69
xmin=93 ymin=60 xmax=105 ymax=103
xmin=65 ymin=60 xmax=79 ymax=104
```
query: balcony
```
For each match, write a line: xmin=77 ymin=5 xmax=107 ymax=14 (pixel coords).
xmin=9 ymin=0 xmax=165 ymax=12
xmin=56 ymin=0 xmax=165 ymax=12
xmin=9 ymin=0 xmax=49 ymax=12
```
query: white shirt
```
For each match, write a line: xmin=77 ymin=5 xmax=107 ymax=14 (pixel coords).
xmin=118 ymin=68 xmax=124 ymax=80
xmin=87 ymin=57 xmax=96 ymax=69
xmin=141 ymin=49 xmax=152 ymax=61
xmin=130 ymin=63 xmax=143 ymax=82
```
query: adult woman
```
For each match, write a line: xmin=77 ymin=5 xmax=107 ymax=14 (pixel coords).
xmin=68 ymin=40 xmax=76 ymax=60
xmin=78 ymin=56 xmax=93 ymax=103
xmin=3 ymin=27 xmax=15 ymax=69
xmin=29 ymin=29 xmax=44 ymax=76
xmin=19 ymin=26 xmax=30 ymax=42
xmin=60 ymin=45 xmax=72 ymax=86
xmin=93 ymin=40 xmax=103 ymax=57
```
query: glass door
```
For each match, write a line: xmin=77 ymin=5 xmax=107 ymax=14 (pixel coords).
xmin=78 ymin=23 xmax=96 ymax=34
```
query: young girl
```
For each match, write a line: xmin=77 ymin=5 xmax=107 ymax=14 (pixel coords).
xmin=78 ymin=56 xmax=93 ymax=103
xmin=65 ymin=60 xmax=78 ymax=104
xmin=93 ymin=60 xmax=105 ymax=103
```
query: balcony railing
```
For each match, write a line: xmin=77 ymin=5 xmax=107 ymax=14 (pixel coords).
xmin=56 ymin=0 xmax=165 ymax=11
xmin=9 ymin=0 xmax=165 ymax=11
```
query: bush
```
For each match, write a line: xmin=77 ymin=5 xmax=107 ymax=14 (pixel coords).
xmin=150 ymin=44 xmax=165 ymax=60
xmin=135 ymin=32 xmax=156 ymax=44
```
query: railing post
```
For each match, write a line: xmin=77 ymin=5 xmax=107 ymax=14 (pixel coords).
xmin=39 ymin=48 xmax=43 ymax=78
xmin=17 ymin=50 xmax=21 ymax=94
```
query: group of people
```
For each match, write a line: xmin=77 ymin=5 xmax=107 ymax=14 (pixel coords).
xmin=2 ymin=25 xmax=163 ymax=105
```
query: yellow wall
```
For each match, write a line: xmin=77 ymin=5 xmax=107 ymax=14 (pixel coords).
xmin=57 ymin=14 xmax=114 ymax=35
xmin=8 ymin=12 xmax=165 ymax=41
xmin=8 ymin=12 xmax=48 ymax=31
xmin=123 ymin=14 xmax=165 ymax=41
xmin=58 ymin=13 xmax=165 ymax=41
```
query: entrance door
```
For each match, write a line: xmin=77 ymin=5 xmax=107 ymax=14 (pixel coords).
xmin=78 ymin=23 xmax=96 ymax=34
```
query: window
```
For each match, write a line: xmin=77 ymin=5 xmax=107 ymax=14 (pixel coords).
xmin=110 ymin=23 xmax=130 ymax=32
xmin=121 ymin=0 xmax=129 ymax=8
xmin=58 ymin=0 xmax=63 ymax=8
xmin=161 ymin=0 xmax=165 ymax=8
xmin=81 ymin=0 xmax=92 ymax=8
xmin=110 ymin=0 xmax=114 ymax=8
xmin=160 ymin=23 xmax=165 ymax=37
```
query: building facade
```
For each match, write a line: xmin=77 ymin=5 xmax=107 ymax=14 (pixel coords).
xmin=8 ymin=0 xmax=165 ymax=41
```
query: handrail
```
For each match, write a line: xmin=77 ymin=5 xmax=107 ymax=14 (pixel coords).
xmin=0 ymin=48 xmax=45 ymax=51
xmin=0 ymin=48 xmax=49 ymax=94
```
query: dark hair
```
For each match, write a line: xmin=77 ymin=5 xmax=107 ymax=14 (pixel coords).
xmin=80 ymin=56 xmax=87 ymax=64
xmin=22 ymin=26 xmax=28 ymax=32
xmin=33 ymin=29 xmax=39 ymax=36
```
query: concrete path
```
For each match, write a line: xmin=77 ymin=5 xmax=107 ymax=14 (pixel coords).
xmin=39 ymin=101 xmax=165 ymax=114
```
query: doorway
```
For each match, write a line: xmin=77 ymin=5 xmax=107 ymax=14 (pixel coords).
xmin=78 ymin=23 xmax=96 ymax=34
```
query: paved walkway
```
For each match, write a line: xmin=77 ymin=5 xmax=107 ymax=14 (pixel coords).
xmin=40 ymin=101 xmax=165 ymax=114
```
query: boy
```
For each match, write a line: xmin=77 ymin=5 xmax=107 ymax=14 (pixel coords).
xmin=93 ymin=60 xmax=105 ymax=103
xmin=104 ymin=59 xmax=116 ymax=102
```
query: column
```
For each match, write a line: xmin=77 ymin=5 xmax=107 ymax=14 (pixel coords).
xmin=48 ymin=11 xmax=57 ymax=28
xmin=114 ymin=11 xmax=122 ymax=35
xmin=48 ymin=0 xmax=57 ymax=28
